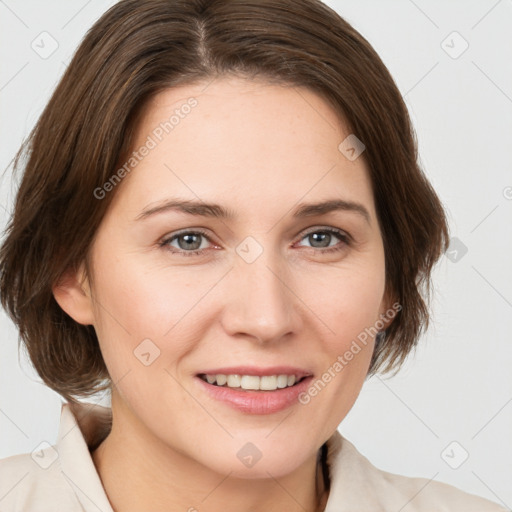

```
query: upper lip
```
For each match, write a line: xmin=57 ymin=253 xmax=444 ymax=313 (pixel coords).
xmin=197 ymin=366 xmax=312 ymax=378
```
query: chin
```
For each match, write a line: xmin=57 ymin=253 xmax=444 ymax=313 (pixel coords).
xmin=185 ymin=435 xmax=312 ymax=480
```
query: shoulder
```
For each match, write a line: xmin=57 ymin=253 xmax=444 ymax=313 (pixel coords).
xmin=326 ymin=433 xmax=509 ymax=512
xmin=0 ymin=446 xmax=82 ymax=512
xmin=374 ymin=465 xmax=508 ymax=512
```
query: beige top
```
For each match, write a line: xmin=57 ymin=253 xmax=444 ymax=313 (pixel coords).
xmin=0 ymin=401 xmax=507 ymax=512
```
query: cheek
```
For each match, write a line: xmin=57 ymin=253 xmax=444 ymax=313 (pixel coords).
xmin=300 ymin=258 xmax=385 ymax=396
xmin=309 ymin=259 xmax=386 ymax=344
xmin=91 ymin=247 xmax=202 ymax=331
xmin=287 ymin=269 xmax=384 ymax=437
xmin=88 ymin=251 xmax=227 ymax=373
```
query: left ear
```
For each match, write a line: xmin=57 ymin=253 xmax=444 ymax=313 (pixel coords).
xmin=52 ymin=262 xmax=95 ymax=326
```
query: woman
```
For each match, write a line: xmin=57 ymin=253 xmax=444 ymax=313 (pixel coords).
xmin=0 ymin=0 xmax=507 ymax=510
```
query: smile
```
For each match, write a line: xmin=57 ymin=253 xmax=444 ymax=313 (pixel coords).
xmin=198 ymin=373 xmax=305 ymax=391
xmin=195 ymin=367 xmax=314 ymax=414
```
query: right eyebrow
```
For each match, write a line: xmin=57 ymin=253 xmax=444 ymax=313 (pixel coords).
xmin=135 ymin=198 xmax=236 ymax=221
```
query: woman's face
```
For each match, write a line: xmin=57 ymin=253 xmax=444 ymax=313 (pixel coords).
xmin=77 ymin=76 xmax=392 ymax=478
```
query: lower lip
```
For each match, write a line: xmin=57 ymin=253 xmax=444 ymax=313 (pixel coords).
xmin=195 ymin=376 xmax=314 ymax=415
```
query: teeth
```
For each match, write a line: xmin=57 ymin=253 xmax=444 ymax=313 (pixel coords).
xmin=241 ymin=375 xmax=260 ymax=390
xmin=227 ymin=374 xmax=241 ymax=387
xmin=276 ymin=375 xmax=288 ymax=388
xmin=201 ymin=373 xmax=302 ymax=391
xmin=260 ymin=375 xmax=277 ymax=390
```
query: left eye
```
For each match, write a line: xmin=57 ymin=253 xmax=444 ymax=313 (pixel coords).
xmin=160 ymin=227 xmax=350 ymax=256
xmin=296 ymin=228 xmax=349 ymax=251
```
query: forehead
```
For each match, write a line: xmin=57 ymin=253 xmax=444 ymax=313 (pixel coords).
xmin=109 ymin=76 xmax=377 ymax=225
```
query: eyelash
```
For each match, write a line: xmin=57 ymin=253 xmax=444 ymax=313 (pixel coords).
xmin=158 ymin=227 xmax=351 ymax=257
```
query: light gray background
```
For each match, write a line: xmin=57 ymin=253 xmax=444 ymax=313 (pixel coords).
xmin=1 ymin=0 xmax=511 ymax=506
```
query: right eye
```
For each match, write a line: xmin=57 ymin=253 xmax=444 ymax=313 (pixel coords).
xmin=159 ymin=229 xmax=215 ymax=257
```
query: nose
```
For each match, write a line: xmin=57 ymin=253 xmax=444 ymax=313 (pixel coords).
xmin=220 ymin=244 xmax=301 ymax=344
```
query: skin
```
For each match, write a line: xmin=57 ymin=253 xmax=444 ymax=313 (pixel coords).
xmin=54 ymin=76 xmax=396 ymax=512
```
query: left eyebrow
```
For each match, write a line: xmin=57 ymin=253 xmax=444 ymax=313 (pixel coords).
xmin=135 ymin=197 xmax=371 ymax=225
xmin=293 ymin=199 xmax=371 ymax=225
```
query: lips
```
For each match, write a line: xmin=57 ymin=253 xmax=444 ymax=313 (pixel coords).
xmin=195 ymin=366 xmax=314 ymax=414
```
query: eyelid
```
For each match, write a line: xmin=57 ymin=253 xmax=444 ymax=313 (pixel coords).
xmin=297 ymin=225 xmax=352 ymax=244
xmin=158 ymin=227 xmax=216 ymax=255
xmin=159 ymin=225 xmax=351 ymax=256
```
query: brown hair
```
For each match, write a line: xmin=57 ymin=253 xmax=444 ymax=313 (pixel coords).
xmin=0 ymin=0 xmax=449 ymax=402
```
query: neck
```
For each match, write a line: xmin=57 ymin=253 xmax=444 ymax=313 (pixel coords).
xmin=91 ymin=397 xmax=328 ymax=512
